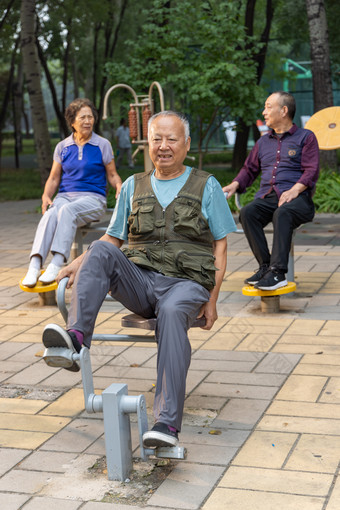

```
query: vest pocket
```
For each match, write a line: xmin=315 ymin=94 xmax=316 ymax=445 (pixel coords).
xmin=122 ymin=246 xmax=152 ymax=266
xmin=128 ymin=204 xmax=155 ymax=234
xmin=176 ymin=251 xmax=216 ymax=288
xmin=173 ymin=202 xmax=209 ymax=237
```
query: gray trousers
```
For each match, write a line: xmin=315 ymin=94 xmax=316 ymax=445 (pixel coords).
xmin=67 ymin=240 xmax=210 ymax=431
xmin=30 ymin=193 xmax=106 ymax=264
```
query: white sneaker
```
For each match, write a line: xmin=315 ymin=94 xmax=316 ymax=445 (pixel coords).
xmin=38 ymin=263 xmax=61 ymax=284
xmin=22 ymin=268 xmax=41 ymax=288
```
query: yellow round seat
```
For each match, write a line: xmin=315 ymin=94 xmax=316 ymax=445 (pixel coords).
xmin=19 ymin=279 xmax=58 ymax=293
xmin=242 ymin=281 xmax=296 ymax=297
xmin=19 ymin=275 xmax=58 ymax=306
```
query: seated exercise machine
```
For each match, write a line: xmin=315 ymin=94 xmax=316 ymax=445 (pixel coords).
xmin=43 ymin=277 xmax=205 ymax=481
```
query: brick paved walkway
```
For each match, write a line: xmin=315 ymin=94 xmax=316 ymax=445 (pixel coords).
xmin=0 ymin=200 xmax=339 ymax=509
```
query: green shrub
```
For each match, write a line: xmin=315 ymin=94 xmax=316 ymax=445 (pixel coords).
xmin=313 ymin=170 xmax=340 ymax=213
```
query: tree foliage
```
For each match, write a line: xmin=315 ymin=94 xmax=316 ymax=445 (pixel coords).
xmin=106 ymin=0 xmax=264 ymax=167
xmin=1 ymin=0 xmax=339 ymax=174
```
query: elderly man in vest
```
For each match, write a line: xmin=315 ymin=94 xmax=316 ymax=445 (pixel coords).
xmin=224 ymin=91 xmax=319 ymax=291
xmin=42 ymin=111 xmax=236 ymax=448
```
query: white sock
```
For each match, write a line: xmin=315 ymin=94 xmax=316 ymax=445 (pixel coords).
xmin=51 ymin=253 xmax=65 ymax=267
xmin=29 ymin=256 xmax=42 ymax=271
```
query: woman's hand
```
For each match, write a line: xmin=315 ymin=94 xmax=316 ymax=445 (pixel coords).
xmin=41 ymin=161 xmax=62 ymax=214
xmin=41 ymin=194 xmax=53 ymax=214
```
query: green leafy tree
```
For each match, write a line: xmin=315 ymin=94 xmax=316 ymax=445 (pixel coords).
xmin=36 ymin=0 xmax=129 ymax=134
xmin=106 ymin=0 xmax=264 ymax=169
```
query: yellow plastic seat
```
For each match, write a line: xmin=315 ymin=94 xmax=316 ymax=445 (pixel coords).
xmin=242 ymin=281 xmax=296 ymax=297
xmin=242 ymin=282 xmax=296 ymax=313
xmin=19 ymin=279 xmax=58 ymax=293
xmin=19 ymin=275 xmax=57 ymax=306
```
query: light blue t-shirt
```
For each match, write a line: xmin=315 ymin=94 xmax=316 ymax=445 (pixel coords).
xmin=107 ymin=166 xmax=237 ymax=240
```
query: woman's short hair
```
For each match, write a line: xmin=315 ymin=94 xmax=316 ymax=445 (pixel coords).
xmin=65 ymin=98 xmax=98 ymax=132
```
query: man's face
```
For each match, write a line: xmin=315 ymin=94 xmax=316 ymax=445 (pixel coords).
xmin=262 ymin=94 xmax=284 ymax=130
xmin=148 ymin=115 xmax=191 ymax=176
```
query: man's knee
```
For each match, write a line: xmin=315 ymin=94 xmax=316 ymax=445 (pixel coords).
xmin=272 ymin=204 xmax=296 ymax=228
xmin=88 ymin=239 xmax=120 ymax=258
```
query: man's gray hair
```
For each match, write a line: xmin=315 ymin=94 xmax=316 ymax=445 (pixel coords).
xmin=148 ymin=110 xmax=190 ymax=142
xmin=275 ymin=91 xmax=296 ymax=121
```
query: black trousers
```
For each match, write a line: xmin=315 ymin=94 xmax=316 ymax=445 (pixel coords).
xmin=239 ymin=191 xmax=315 ymax=273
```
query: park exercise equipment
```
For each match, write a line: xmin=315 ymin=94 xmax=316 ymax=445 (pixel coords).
xmin=19 ymin=274 xmax=57 ymax=306
xmin=305 ymin=106 xmax=340 ymax=150
xmin=102 ymin=81 xmax=165 ymax=172
xmin=43 ymin=277 xmax=205 ymax=481
xmin=242 ymin=281 xmax=297 ymax=313
xmin=232 ymin=192 xmax=297 ymax=312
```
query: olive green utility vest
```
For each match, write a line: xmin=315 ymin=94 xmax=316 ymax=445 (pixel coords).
xmin=122 ymin=168 xmax=216 ymax=290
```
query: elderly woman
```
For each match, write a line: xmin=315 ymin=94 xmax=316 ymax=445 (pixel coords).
xmin=22 ymin=98 xmax=122 ymax=287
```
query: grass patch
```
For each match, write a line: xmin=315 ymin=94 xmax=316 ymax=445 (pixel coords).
xmin=0 ymin=168 xmax=43 ymax=201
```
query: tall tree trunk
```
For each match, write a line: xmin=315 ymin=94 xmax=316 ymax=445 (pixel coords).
xmin=36 ymin=37 xmax=69 ymax=138
xmin=0 ymin=36 xmax=19 ymax=167
xmin=97 ymin=0 xmax=129 ymax=131
xmin=20 ymin=0 xmax=52 ymax=185
xmin=232 ymin=0 xmax=274 ymax=172
xmin=72 ymin=52 xmax=79 ymax=98
xmin=305 ymin=0 xmax=337 ymax=170
xmin=62 ymin=21 xmax=72 ymax=113
xmin=13 ymin=57 xmax=24 ymax=157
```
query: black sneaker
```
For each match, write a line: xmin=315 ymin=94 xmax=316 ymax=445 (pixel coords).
xmin=254 ymin=269 xmax=287 ymax=291
xmin=244 ymin=265 xmax=269 ymax=286
xmin=143 ymin=422 xmax=179 ymax=448
xmin=42 ymin=324 xmax=81 ymax=372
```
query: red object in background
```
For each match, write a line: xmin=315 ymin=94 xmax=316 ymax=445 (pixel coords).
xmin=142 ymin=105 xmax=152 ymax=139
xmin=128 ymin=106 xmax=138 ymax=140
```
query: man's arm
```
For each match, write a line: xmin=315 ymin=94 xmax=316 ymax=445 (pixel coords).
xmin=197 ymin=237 xmax=227 ymax=330
xmin=57 ymin=234 xmax=124 ymax=287
xmin=223 ymin=142 xmax=260 ymax=198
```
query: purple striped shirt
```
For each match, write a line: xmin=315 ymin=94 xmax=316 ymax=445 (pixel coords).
xmin=234 ymin=124 xmax=319 ymax=198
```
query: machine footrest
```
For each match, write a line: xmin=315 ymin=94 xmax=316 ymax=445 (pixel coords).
xmin=153 ymin=446 xmax=187 ymax=460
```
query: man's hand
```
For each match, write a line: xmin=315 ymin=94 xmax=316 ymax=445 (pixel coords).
xmin=222 ymin=181 xmax=239 ymax=198
xmin=197 ymin=299 xmax=218 ymax=330
xmin=278 ymin=183 xmax=307 ymax=207
xmin=57 ymin=255 xmax=85 ymax=288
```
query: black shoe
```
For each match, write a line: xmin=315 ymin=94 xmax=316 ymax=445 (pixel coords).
xmin=42 ymin=324 xmax=81 ymax=372
xmin=254 ymin=269 xmax=287 ymax=291
xmin=244 ymin=265 xmax=269 ymax=286
xmin=143 ymin=422 xmax=179 ymax=448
